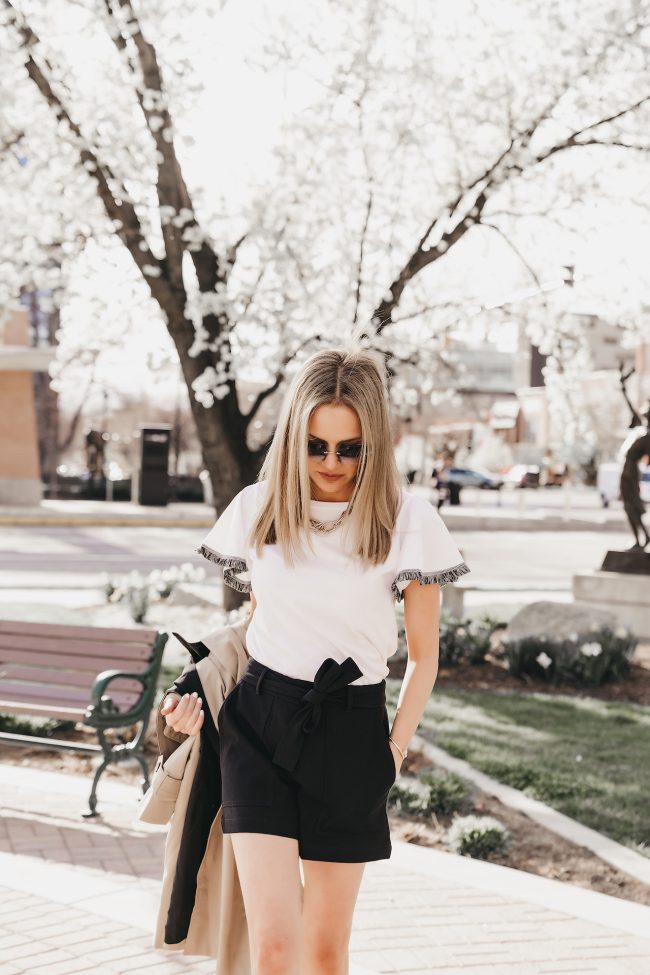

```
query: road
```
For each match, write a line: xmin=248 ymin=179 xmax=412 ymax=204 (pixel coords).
xmin=0 ymin=521 xmax=631 ymax=605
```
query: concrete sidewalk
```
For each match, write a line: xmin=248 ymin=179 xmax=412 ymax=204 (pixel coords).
xmin=1 ymin=762 xmax=649 ymax=974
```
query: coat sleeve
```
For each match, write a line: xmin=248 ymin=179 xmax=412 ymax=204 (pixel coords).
xmin=392 ymin=495 xmax=470 ymax=602
xmin=195 ymin=485 xmax=253 ymax=593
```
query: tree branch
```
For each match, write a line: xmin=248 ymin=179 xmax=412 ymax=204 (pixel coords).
xmin=242 ymin=333 xmax=322 ymax=429
xmin=3 ymin=0 xmax=177 ymax=312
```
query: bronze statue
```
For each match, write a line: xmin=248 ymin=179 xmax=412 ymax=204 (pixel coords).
xmin=620 ymin=418 xmax=650 ymax=550
xmin=618 ymin=367 xmax=650 ymax=550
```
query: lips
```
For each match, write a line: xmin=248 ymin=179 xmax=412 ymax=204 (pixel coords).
xmin=320 ymin=473 xmax=343 ymax=480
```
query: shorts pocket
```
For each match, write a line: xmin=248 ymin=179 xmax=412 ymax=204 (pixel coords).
xmin=219 ymin=682 xmax=275 ymax=807
xmin=381 ymin=706 xmax=398 ymax=786
xmin=315 ymin=707 xmax=394 ymax=838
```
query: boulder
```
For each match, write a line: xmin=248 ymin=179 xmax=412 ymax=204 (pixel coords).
xmin=504 ymin=600 xmax=619 ymax=643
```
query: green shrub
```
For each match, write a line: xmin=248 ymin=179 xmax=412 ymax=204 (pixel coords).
xmin=388 ymin=769 xmax=472 ymax=817
xmin=396 ymin=606 xmax=505 ymax=666
xmin=501 ymin=624 xmax=636 ymax=687
xmin=102 ymin=562 xmax=206 ymax=623
xmin=447 ymin=814 xmax=509 ymax=859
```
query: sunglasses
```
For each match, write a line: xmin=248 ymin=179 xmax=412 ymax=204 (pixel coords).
xmin=307 ymin=437 xmax=363 ymax=462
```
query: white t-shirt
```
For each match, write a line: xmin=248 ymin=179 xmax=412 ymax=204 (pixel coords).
xmin=197 ymin=480 xmax=469 ymax=685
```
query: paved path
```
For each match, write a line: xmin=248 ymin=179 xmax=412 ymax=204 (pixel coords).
xmin=1 ymin=761 xmax=649 ymax=975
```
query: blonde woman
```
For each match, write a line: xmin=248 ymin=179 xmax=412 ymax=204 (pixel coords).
xmin=163 ymin=346 xmax=470 ymax=975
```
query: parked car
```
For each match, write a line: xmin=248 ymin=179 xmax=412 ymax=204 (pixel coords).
xmin=502 ymin=464 xmax=540 ymax=488
xmin=596 ymin=462 xmax=620 ymax=508
xmin=446 ymin=466 xmax=503 ymax=490
xmin=597 ymin=461 xmax=650 ymax=507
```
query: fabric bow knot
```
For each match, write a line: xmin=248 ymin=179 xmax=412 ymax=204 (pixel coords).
xmin=271 ymin=656 xmax=363 ymax=772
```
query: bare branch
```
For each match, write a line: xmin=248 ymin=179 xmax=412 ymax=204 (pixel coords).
xmin=0 ymin=130 xmax=24 ymax=156
xmin=242 ymin=333 xmax=322 ymax=428
xmin=481 ymin=221 xmax=545 ymax=293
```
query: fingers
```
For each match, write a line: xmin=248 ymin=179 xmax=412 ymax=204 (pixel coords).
xmin=160 ymin=693 xmax=181 ymax=715
xmin=186 ymin=708 xmax=205 ymax=737
xmin=165 ymin=691 xmax=203 ymax=734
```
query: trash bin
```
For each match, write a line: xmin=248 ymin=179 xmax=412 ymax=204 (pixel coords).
xmin=138 ymin=424 xmax=171 ymax=506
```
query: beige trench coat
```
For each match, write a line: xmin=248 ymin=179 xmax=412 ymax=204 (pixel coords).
xmin=138 ymin=617 xmax=252 ymax=973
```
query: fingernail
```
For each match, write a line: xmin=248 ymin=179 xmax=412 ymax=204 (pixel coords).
xmin=192 ymin=692 xmax=198 ymax=698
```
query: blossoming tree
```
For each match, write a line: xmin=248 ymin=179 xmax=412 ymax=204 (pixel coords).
xmin=2 ymin=0 xmax=649 ymax=527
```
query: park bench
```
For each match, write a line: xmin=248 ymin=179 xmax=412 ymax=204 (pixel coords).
xmin=0 ymin=620 xmax=167 ymax=816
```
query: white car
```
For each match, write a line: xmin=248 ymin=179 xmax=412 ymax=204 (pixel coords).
xmin=596 ymin=461 xmax=650 ymax=506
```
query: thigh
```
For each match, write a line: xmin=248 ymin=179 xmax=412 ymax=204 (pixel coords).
xmin=230 ymin=832 xmax=303 ymax=952
xmin=301 ymin=858 xmax=366 ymax=953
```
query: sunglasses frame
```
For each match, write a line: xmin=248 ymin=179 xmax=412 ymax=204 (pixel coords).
xmin=307 ymin=438 xmax=363 ymax=462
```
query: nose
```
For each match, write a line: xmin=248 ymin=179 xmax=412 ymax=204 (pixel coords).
xmin=322 ymin=450 xmax=341 ymax=471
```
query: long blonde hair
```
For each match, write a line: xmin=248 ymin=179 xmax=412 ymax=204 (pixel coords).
xmin=249 ymin=346 xmax=405 ymax=567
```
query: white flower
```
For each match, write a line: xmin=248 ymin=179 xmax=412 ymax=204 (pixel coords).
xmin=575 ymin=754 xmax=583 ymax=763
xmin=580 ymin=642 xmax=602 ymax=658
xmin=568 ymin=632 xmax=578 ymax=642
xmin=457 ymin=627 xmax=467 ymax=636
xmin=615 ymin=626 xmax=629 ymax=639
xmin=536 ymin=651 xmax=552 ymax=669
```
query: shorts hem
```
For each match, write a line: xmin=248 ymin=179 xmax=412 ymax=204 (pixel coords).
xmin=221 ymin=816 xmax=299 ymax=842
xmin=298 ymin=842 xmax=392 ymax=863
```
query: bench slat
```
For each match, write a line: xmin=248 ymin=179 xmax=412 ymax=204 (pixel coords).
xmin=0 ymin=634 xmax=152 ymax=662
xmin=1 ymin=667 xmax=142 ymax=694
xmin=0 ymin=620 xmax=158 ymax=642
xmin=0 ymin=682 xmax=138 ymax=708
xmin=0 ymin=648 xmax=150 ymax=674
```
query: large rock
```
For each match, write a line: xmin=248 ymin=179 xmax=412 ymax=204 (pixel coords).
xmin=504 ymin=600 xmax=619 ymax=643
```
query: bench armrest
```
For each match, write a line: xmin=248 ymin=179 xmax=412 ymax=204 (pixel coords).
xmin=85 ymin=632 xmax=168 ymax=729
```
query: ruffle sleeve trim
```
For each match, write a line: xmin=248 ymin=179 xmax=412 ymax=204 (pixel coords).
xmin=391 ymin=560 xmax=470 ymax=602
xmin=196 ymin=544 xmax=252 ymax=594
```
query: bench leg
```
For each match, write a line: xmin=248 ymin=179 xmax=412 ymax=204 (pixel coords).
xmin=134 ymin=751 xmax=151 ymax=795
xmin=83 ymin=754 xmax=110 ymax=818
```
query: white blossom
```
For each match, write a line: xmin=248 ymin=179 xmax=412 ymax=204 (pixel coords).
xmin=536 ymin=651 xmax=553 ymax=670
xmin=579 ymin=642 xmax=602 ymax=658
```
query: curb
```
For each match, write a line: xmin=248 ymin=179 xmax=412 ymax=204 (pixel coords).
xmin=410 ymin=733 xmax=650 ymax=888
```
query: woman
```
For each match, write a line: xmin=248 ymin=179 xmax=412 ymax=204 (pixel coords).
xmin=162 ymin=346 xmax=470 ymax=975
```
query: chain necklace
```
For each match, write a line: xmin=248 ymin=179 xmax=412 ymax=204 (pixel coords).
xmin=309 ymin=509 xmax=348 ymax=534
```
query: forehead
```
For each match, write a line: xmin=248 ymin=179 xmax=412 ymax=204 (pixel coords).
xmin=308 ymin=403 xmax=361 ymax=441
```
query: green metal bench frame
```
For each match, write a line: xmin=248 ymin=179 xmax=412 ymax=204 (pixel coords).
xmin=0 ymin=626 xmax=168 ymax=817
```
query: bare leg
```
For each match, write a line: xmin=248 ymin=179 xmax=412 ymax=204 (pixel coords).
xmin=229 ymin=832 xmax=304 ymax=975
xmin=301 ymin=858 xmax=366 ymax=975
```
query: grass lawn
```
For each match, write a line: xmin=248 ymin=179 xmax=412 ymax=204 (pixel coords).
xmin=386 ymin=678 xmax=650 ymax=857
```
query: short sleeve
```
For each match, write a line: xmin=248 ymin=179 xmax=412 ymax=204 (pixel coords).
xmin=392 ymin=494 xmax=470 ymax=602
xmin=196 ymin=486 xmax=253 ymax=593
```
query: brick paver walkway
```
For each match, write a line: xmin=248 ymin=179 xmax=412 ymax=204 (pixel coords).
xmin=1 ymin=761 xmax=649 ymax=975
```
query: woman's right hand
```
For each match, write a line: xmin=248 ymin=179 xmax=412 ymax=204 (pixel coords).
xmin=161 ymin=691 xmax=204 ymax=735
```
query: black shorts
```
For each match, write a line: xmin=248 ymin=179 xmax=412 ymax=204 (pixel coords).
xmin=217 ymin=654 xmax=397 ymax=862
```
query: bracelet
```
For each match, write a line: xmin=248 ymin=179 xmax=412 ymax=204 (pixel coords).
xmin=388 ymin=736 xmax=408 ymax=760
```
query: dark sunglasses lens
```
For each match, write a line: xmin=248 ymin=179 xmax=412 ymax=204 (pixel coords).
xmin=338 ymin=444 xmax=362 ymax=460
xmin=307 ymin=442 xmax=326 ymax=458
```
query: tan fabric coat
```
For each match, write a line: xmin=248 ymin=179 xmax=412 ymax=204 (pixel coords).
xmin=139 ymin=617 xmax=252 ymax=973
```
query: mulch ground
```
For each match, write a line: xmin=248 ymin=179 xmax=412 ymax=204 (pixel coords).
xmin=391 ymin=749 xmax=650 ymax=908
xmin=383 ymin=640 xmax=650 ymax=906
xmin=388 ymin=640 xmax=650 ymax=705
